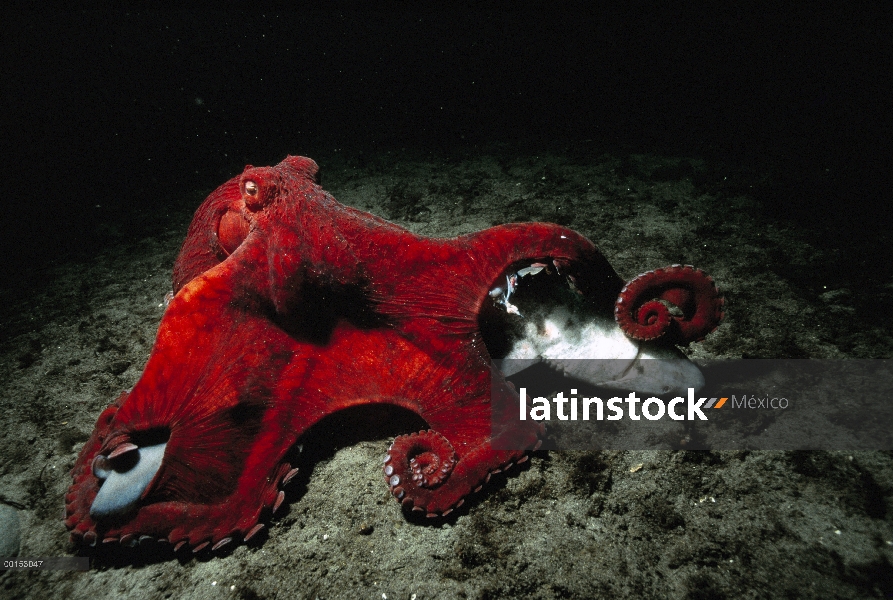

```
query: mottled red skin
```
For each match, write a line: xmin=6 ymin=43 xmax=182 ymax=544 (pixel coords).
xmin=65 ymin=155 xmax=722 ymax=552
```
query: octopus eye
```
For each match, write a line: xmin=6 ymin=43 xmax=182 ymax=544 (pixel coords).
xmin=240 ymin=173 xmax=272 ymax=211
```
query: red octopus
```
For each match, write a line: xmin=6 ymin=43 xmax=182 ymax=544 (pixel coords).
xmin=65 ymin=155 xmax=722 ymax=553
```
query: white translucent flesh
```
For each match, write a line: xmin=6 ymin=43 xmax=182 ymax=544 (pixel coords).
xmin=501 ymin=306 xmax=704 ymax=395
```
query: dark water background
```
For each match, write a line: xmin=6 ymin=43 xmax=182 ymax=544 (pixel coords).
xmin=4 ymin=8 xmax=890 ymax=282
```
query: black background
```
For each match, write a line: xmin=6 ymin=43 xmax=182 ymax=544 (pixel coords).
xmin=3 ymin=8 xmax=890 ymax=280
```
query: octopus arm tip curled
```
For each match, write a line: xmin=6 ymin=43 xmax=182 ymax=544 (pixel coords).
xmin=614 ymin=264 xmax=724 ymax=343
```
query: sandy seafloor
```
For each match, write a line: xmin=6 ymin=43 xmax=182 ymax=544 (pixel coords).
xmin=1 ymin=145 xmax=891 ymax=599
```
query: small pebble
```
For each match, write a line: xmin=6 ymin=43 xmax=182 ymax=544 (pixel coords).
xmin=0 ymin=504 xmax=21 ymax=557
